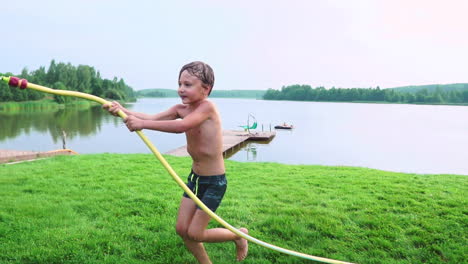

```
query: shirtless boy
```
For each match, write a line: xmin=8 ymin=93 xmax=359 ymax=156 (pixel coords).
xmin=103 ymin=61 xmax=248 ymax=264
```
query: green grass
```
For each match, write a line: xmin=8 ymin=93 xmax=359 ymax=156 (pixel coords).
xmin=0 ymin=154 xmax=466 ymax=264
xmin=0 ymin=100 xmax=96 ymax=113
xmin=0 ymin=100 xmax=61 ymax=112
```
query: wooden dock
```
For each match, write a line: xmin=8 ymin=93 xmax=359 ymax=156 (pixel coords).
xmin=0 ymin=149 xmax=77 ymax=164
xmin=165 ymin=130 xmax=276 ymax=157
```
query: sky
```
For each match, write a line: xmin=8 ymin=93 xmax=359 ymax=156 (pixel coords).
xmin=1 ymin=0 xmax=467 ymax=91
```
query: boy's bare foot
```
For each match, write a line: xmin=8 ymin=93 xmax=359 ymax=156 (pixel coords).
xmin=234 ymin=228 xmax=249 ymax=261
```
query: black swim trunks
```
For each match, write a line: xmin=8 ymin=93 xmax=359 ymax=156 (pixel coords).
xmin=183 ymin=170 xmax=227 ymax=212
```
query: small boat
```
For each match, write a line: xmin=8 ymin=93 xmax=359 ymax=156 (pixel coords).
xmin=274 ymin=124 xmax=294 ymax=129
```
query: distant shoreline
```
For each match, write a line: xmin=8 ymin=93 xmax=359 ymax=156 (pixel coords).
xmin=135 ymin=96 xmax=468 ymax=107
xmin=3 ymin=95 xmax=468 ymax=111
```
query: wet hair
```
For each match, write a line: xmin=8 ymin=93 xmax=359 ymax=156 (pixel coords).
xmin=179 ymin=61 xmax=215 ymax=95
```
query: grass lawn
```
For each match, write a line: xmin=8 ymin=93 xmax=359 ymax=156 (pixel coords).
xmin=0 ymin=154 xmax=466 ymax=263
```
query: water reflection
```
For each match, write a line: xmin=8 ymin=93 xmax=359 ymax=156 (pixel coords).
xmin=224 ymin=140 xmax=273 ymax=161
xmin=0 ymin=106 xmax=118 ymax=144
xmin=245 ymin=143 xmax=257 ymax=161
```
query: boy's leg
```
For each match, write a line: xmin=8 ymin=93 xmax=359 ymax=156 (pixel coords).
xmin=176 ymin=197 xmax=212 ymax=264
xmin=188 ymin=210 xmax=249 ymax=261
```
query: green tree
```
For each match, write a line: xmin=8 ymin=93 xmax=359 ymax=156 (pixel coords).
xmin=52 ymin=82 xmax=72 ymax=104
xmin=46 ymin=59 xmax=57 ymax=84
xmin=0 ymin=72 xmax=13 ymax=101
xmin=104 ymin=89 xmax=123 ymax=100
xmin=1 ymin=60 xmax=136 ymax=103
xmin=462 ymin=91 xmax=468 ymax=103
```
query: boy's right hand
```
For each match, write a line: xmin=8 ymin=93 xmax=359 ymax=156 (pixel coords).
xmin=103 ymin=101 xmax=125 ymax=116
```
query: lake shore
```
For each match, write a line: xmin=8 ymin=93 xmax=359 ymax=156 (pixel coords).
xmin=136 ymin=95 xmax=468 ymax=107
xmin=0 ymin=99 xmax=98 ymax=112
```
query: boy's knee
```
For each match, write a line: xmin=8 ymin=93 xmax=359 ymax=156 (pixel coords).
xmin=187 ymin=228 xmax=204 ymax=242
xmin=175 ymin=224 xmax=188 ymax=238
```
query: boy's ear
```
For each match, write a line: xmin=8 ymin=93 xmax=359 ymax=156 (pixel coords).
xmin=203 ymin=85 xmax=212 ymax=96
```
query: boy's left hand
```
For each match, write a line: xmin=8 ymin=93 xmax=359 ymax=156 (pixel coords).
xmin=124 ymin=116 xmax=144 ymax=132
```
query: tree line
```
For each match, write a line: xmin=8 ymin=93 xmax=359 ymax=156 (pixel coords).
xmin=136 ymin=88 xmax=266 ymax=99
xmin=263 ymin=84 xmax=468 ymax=104
xmin=0 ymin=60 xmax=136 ymax=103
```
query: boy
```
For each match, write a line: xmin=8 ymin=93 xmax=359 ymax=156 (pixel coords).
xmin=103 ymin=61 xmax=248 ymax=264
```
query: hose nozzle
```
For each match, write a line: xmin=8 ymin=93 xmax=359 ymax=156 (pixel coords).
xmin=1 ymin=76 xmax=28 ymax=89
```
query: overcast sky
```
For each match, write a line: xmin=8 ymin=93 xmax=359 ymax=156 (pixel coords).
xmin=1 ymin=0 xmax=467 ymax=90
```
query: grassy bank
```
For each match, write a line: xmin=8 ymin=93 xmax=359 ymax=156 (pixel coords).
xmin=0 ymin=99 xmax=96 ymax=112
xmin=0 ymin=154 xmax=466 ymax=263
xmin=0 ymin=100 xmax=61 ymax=112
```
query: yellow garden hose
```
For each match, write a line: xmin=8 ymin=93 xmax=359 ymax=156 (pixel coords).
xmin=1 ymin=76 xmax=353 ymax=264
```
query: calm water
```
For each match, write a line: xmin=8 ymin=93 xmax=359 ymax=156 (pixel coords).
xmin=1 ymin=98 xmax=468 ymax=175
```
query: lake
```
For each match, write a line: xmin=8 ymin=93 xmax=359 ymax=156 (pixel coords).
xmin=1 ymin=98 xmax=468 ymax=175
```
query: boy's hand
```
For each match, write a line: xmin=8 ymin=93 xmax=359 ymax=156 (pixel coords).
xmin=103 ymin=101 xmax=124 ymax=116
xmin=124 ymin=116 xmax=144 ymax=132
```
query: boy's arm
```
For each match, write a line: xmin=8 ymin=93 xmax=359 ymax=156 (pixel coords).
xmin=138 ymin=105 xmax=179 ymax=120
xmin=125 ymin=101 xmax=212 ymax=133
xmin=104 ymin=101 xmax=179 ymax=120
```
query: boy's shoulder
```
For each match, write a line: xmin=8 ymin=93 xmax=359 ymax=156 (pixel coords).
xmin=174 ymin=99 xmax=217 ymax=118
xmin=177 ymin=99 xmax=216 ymax=111
xmin=199 ymin=99 xmax=216 ymax=109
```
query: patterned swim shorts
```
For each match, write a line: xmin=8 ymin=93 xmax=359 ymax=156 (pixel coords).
xmin=183 ymin=170 xmax=227 ymax=212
